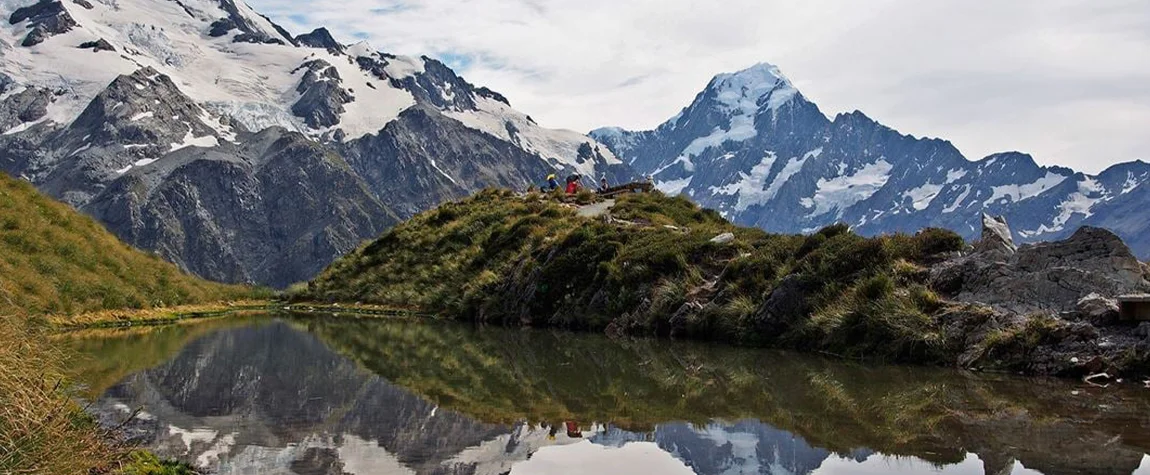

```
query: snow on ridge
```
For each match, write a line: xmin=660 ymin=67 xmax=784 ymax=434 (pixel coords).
xmin=943 ymin=184 xmax=972 ymax=214
xmin=802 ymin=159 xmax=894 ymax=217
xmin=656 ymin=176 xmax=692 ymax=196
xmin=1020 ymin=178 xmax=1106 ymax=238
xmin=446 ymin=96 xmax=621 ymax=176
xmin=945 ymin=168 xmax=967 ymax=184
xmin=710 ymin=148 xmax=821 ymax=213
xmin=902 ymin=183 xmax=944 ymax=211
xmin=984 ymin=171 xmax=1066 ymax=205
xmin=670 ymin=63 xmax=799 ymax=163
xmin=170 ymin=129 xmax=219 ymax=151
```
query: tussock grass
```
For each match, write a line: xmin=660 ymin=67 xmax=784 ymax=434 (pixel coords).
xmin=0 ymin=172 xmax=256 ymax=319
xmin=0 ymin=171 xmax=267 ymax=473
xmin=306 ymin=189 xmax=967 ymax=362
xmin=0 ymin=315 xmax=121 ymax=474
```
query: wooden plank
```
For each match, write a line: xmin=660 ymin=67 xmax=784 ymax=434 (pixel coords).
xmin=1118 ymin=295 xmax=1150 ymax=321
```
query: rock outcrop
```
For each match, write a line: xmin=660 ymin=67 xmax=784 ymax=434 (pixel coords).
xmin=291 ymin=59 xmax=352 ymax=129
xmin=294 ymin=27 xmax=343 ymax=54
xmin=932 ymin=219 xmax=1150 ymax=315
xmin=8 ymin=0 xmax=76 ymax=47
xmin=975 ymin=213 xmax=1016 ymax=256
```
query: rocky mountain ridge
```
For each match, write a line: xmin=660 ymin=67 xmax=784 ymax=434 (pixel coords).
xmin=592 ymin=63 xmax=1150 ymax=258
xmin=0 ymin=0 xmax=629 ymax=286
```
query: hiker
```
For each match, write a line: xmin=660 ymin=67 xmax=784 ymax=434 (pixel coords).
xmin=565 ymin=421 xmax=583 ymax=438
xmin=546 ymin=174 xmax=560 ymax=191
xmin=565 ymin=174 xmax=581 ymax=194
xmin=599 ymin=176 xmax=609 ymax=193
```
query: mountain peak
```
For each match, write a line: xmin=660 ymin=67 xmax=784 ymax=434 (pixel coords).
xmin=708 ymin=62 xmax=798 ymax=112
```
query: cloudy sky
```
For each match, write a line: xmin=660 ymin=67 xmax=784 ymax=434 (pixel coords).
xmin=252 ymin=0 xmax=1150 ymax=173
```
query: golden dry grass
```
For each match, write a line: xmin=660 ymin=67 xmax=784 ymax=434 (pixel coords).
xmin=0 ymin=172 xmax=256 ymax=318
xmin=0 ymin=315 xmax=123 ymax=474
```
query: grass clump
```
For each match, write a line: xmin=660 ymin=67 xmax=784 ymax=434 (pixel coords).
xmin=306 ymin=189 xmax=968 ymax=363
xmin=0 ymin=315 xmax=124 ymax=474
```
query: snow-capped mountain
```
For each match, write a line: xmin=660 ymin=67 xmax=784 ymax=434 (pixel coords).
xmin=0 ymin=0 xmax=628 ymax=286
xmin=592 ymin=63 xmax=1150 ymax=257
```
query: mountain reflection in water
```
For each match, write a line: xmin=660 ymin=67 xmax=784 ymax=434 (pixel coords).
xmin=63 ymin=316 xmax=1150 ymax=475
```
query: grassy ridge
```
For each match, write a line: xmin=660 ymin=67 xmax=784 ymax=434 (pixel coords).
xmin=0 ymin=171 xmax=259 ymax=474
xmin=0 ymin=172 xmax=254 ymax=318
xmin=306 ymin=189 xmax=965 ymax=362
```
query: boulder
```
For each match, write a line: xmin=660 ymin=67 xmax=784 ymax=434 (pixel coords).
xmin=751 ymin=274 xmax=811 ymax=338
xmin=1076 ymin=293 xmax=1120 ymax=327
xmin=974 ymin=214 xmax=1016 ymax=256
xmin=931 ymin=225 xmax=1150 ymax=315
xmin=709 ymin=232 xmax=735 ymax=245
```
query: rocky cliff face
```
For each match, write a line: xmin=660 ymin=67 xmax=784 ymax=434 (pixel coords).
xmin=592 ymin=64 xmax=1150 ymax=258
xmin=931 ymin=216 xmax=1150 ymax=376
xmin=0 ymin=0 xmax=631 ymax=286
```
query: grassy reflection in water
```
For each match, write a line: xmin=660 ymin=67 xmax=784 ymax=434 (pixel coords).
xmin=59 ymin=316 xmax=275 ymax=398
xmin=65 ymin=315 xmax=1150 ymax=472
xmin=297 ymin=316 xmax=1150 ymax=466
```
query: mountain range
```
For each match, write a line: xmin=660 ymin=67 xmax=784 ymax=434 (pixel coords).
xmin=1 ymin=0 xmax=1145 ymax=288
xmin=591 ymin=63 xmax=1150 ymax=257
xmin=0 ymin=0 xmax=627 ymax=287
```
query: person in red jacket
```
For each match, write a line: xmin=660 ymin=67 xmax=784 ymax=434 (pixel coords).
xmin=565 ymin=174 xmax=582 ymax=194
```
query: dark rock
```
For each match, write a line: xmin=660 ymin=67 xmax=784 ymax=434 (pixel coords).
xmin=0 ymin=86 xmax=52 ymax=131
xmin=474 ymin=86 xmax=510 ymax=106
xmin=78 ymin=38 xmax=115 ymax=52
xmin=232 ymin=32 xmax=284 ymax=45
xmin=751 ymin=274 xmax=811 ymax=338
xmin=208 ymin=18 xmax=235 ymax=37
xmin=0 ymin=73 xmax=13 ymax=95
xmin=10 ymin=0 xmax=76 ymax=47
xmin=82 ymin=128 xmax=399 ymax=287
xmin=295 ymin=27 xmax=343 ymax=54
xmin=291 ymin=60 xmax=352 ymax=129
xmin=1134 ymin=322 xmax=1150 ymax=338
xmin=931 ymin=226 xmax=1150 ymax=315
xmin=71 ymin=0 xmax=92 ymax=9
xmin=338 ymin=104 xmax=554 ymax=218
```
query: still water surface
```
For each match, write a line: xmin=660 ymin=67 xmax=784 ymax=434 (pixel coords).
xmin=63 ymin=315 xmax=1150 ymax=475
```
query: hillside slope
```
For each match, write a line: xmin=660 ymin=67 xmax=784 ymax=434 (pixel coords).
xmin=305 ymin=190 xmax=1150 ymax=378
xmin=0 ymin=172 xmax=251 ymax=317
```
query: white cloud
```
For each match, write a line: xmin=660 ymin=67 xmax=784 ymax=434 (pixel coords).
xmin=252 ymin=0 xmax=1150 ymax=173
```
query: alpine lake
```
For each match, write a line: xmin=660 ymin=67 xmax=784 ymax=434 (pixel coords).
xmin=60 ymin=312 xmax=1150 ymax=475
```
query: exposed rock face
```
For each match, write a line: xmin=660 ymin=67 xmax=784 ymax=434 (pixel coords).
xmin=77 ymin=38 xmax=114 ymax=52
xmin=340 ymin=105 xmax=554 ymax=218
xmin=0 ymin=85 xmax=51 ymax=131
xmin=294 ymin=27 xmax=343 ymax=54
xmin=83 ymin=128 xmax=398 ymax=287
xmin=932 ymin=220 xmax=1150 ymax=315
xmin=9 ymin=0 xmax=76 ymax=47
xmin=209 ymin=0 xmax=296 ymax=45
xmin=976 ymin=213 xmax=1016 ymax=256
xmin=291 ymin=59 xmax=352 ymax=129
